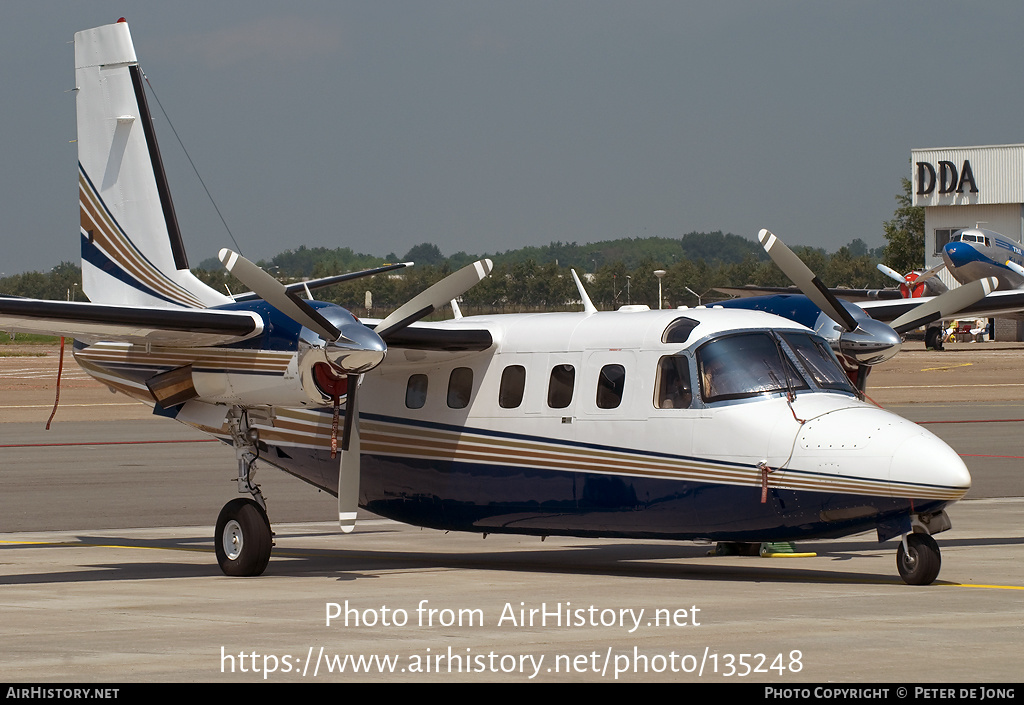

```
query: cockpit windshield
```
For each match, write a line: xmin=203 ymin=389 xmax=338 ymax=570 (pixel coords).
xmin=696 ymin=331 xmax=854 ymax=403
xmin=953 ymin=232 xmax=990 ymax=247
xmin=780 ymin=332 xmax=856 ymax=394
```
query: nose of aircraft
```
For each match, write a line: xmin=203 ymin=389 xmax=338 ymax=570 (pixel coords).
xmin=942 ymin=240 xmax=982 ymax=269
xmin=888 ymin=428 xmax=972 ymax=500
xmin=795 ymin=405 xmax=971 ymax=502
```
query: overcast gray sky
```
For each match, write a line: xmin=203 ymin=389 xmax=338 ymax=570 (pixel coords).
xmin=3 ymin=1 xmax=1023 ymax=275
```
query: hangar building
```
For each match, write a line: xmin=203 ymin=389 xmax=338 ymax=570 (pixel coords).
xmin=913 ymin=143 xmax=1024 ymax=340
xmin=915 ymin=143 xmax=1024 ymax=289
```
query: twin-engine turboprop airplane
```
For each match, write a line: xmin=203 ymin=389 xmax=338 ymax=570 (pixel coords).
xmin=0 ymin=20 xmax=991 ymax=585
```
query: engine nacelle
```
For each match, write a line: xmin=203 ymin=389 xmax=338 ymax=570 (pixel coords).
xmin=145 ymin=346 xmax=348 ymax=409
xmin=79 ymin=302 xmax=383 ymax=411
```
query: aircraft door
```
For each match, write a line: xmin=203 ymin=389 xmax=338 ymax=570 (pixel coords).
xmin=543 ymin=356 xmax=580 ymax=444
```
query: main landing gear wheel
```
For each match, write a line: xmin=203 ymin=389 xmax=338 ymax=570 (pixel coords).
xmin=215 ymin=498 xmax=272 ymax=576
xmin=925 ymin=326 xmax=945 ymax=351
xmin=896 ymin=533 xmax=941 ymax=585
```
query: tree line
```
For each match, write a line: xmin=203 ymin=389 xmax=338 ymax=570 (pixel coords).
xmin=0 ymin=234 xmax=892 ymax=315
xmin=1 ymin=179 xmax=925 ymax=314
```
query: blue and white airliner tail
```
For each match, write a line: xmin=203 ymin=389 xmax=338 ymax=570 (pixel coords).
xmin=75 ymin=20 xmax=229 ymax=309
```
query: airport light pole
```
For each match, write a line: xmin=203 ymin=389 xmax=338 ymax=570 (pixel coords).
xmin=685 ymin=286 xmax=701 ymax=306
xmin=654 ymin=269 xmax=666 ymax=309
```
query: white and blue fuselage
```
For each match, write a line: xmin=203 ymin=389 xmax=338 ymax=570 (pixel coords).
xmin=76 ymin=305 xmax=970 ymax=546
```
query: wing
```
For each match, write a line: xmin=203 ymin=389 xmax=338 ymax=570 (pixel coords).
xmin=0 ymin=297 xmax=263 ymax=346
xmin=715 ymin=285 xmax=905 ymax=303
xmin=377 ymin=323 xmax=493 ymax=351
xmin=859 ymin=288 xmax=1024 ymax=323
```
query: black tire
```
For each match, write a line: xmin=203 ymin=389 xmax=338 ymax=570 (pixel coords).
xmin=925 ymin=327 xmax=945 ymax=351
xmin=896 ymin=533 xmax=941 ymax=585
xmin=215 ymin=498 xmax=272 ymax=576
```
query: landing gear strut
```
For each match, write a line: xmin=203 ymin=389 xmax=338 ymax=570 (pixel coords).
xmin=896 ymin=533 xmax=941 ymax=585
xmin=215 ymin=407 xmax=274 ymax=576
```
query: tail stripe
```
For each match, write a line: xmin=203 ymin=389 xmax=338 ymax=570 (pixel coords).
xmin=79 ymin=166 xmax=206 ymax=308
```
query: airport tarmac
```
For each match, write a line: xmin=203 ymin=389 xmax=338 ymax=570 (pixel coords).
xmin=0 ymin=342 xmax=1022 ymax=682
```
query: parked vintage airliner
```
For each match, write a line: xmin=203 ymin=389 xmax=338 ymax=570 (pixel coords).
xmin=0 ymin=20 xmax=995 ymax=585
xmin=942 ymin=227 xmax=1024 ymax=290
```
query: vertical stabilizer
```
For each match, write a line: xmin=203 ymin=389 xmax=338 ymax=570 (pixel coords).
xmin=75 ymin=20 xmax=229 ymax=308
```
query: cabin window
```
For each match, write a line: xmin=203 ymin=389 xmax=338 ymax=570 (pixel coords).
xmin=655 ymin=356 xmax=692 ymax=409
xmin=447 ymin=367 xmax=474 ymax=409
xmin=596 ymin=364 xmax=626 ymax=409
xmin=662 ymin=317 xmax=700 ymax=344
xmin=697 ymin=333 xmax=808 ymax=403
xmin=547 ymin=364 xmax=576 ymax=409
xmin=499 ymin=365 xmax=527 ymax=409
xmin=405 ymin=374 xmax=428 ymax=409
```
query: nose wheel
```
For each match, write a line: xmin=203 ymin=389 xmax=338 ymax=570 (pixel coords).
xmin=215 ymin=498 xmax=273 ymax=576
xmin=896 ymin=533 xmax=941 ymax=585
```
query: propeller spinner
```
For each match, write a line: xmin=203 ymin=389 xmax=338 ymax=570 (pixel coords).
xmin=757 ymin=229 xmax=994 ymax=387
xmin=877 ymin=262 xmax=946 ymax=298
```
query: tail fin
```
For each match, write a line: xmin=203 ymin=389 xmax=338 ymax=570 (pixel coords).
xmin=75 ymin=20 xmax=228 ymax=308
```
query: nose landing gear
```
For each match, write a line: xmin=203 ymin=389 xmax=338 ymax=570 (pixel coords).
xmin=897 ymin=533 xmax=941 ymax=585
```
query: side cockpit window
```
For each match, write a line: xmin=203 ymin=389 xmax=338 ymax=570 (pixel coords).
xmin=655 ymin=355 xmax=692 ymax=409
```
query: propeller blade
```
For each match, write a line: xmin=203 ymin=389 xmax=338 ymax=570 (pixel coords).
xmin=890 ymin=277 xmax=997 ymax=335
xmin=219 ymin=249 xmax=341 ymax=341
xmin=1006 ymin=260 xmax=1024 ymax=278
xmin=758 ymin=229 xmax=859 ymax=332
xmin=338 ymin=374 xmax=360 ymax=533
xmin=916 ymin=262 xmax=947 ymax=283
xmin=230 ymin=261 xmax=413 ymax=303
xmin=877 ymin=263 xmax=909 ymax=285
xmin=375 ymin=259 xmax=493 ymax=340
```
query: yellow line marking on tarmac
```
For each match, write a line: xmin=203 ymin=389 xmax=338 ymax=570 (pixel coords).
xmin=0 ymin=403 xmax=142 ymax=408
xmin=946 ymin=583 xmax=1024 ymax=591
xmin=0 ymin=539 xmax=209 ymax=554
xmin=921 ymin=362 xmax=974 ymax=372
